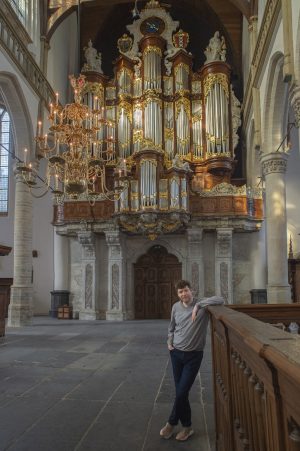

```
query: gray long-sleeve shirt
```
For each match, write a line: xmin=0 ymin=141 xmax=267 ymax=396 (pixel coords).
xmin=167 ymin=296 xmax=224 ymax=352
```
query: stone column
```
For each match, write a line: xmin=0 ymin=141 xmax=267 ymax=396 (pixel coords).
xmin=78 ymin=231 xmax=98 ymax=320
xmin=261 ymin=152 xmax=291 ymax=303
xmin=105 ymin=230 xmax=126 ymax=321
xmin=215 ymin=228 xmax=233 ymax=304
xmin=186 ymin=228 xmax=204 ymax=299
xmin=49 ymin=231 xmax=70 ymax=318
xmin=8 ymin=174 xmax=33 ymax=326
xmin=54 ymin=231 xmax=69 ymax=290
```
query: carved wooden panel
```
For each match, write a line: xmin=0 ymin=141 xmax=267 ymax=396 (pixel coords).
xmin=288 ymin=259 xmax=300 ymax=303
xmin=134 ymin=267 xmax=145 ymax=319
xmin=53 ymin=201 xmax=114 ymax=224
xmin=134 ymin=245 xmax=182 ymax=319
xmin=145 ymin=282 xmax=157 ymax=319
xmin=209 ymin=305 xmax=300 ymax=451
xmin=158 ymin=282 xmax=172 ymax=319
xmin=53 ymin=194 xmax=263 ymax=224
xmin=189 ymin=195 xmax=256 ymax=217
xmin=0 ymin=278 xmax=13 ymax=318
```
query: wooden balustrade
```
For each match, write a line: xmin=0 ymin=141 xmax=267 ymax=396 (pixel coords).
xmin=208 ymin=305 xmax=300 ymax=451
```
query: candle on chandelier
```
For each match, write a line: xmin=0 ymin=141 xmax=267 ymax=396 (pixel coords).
xmin=55 ymin=92 xmax=59 ymax=106
xmin=28 ymin=163 xmax=32 ymax=181
xmin=93 ymin=96 xmax=98 ymax=111
xmin=24 ymin=148 xmax=28 ymax=165
xmin=37 ymin=121 xmax=42 ymax=137
xmin=50 ymin=103 xmax=53 ymax=115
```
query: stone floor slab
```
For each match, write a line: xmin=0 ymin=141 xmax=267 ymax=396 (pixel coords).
xmin=1 ymin=318 xmax=216 ymax=451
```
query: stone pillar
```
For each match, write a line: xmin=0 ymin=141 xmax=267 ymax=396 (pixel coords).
xmin=54 ymin=231 xmax=69 ymax=290
xmin=8 ymin=174 xmax=33 ymax=326
xmin=186 ymin=228 xmax=204 ymax=299
xmin=78 ymin=231 xmax=98 ymax=320
xmin=215 ymin=228 xmax=233 ymax=304
xmin=251 ymin=221 xmax=267 ymax=289
xmin=261 ymin=152 xmax=291 ymax=303
xmin=105 ymin=230 xmax=126 ymax=321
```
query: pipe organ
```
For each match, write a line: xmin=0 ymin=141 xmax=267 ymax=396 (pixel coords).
xmin=80 ymin=0 xmax=241 ymax=238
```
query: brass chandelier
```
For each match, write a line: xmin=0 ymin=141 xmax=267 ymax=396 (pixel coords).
xmin=18 ymin=74 xmax=129 ymax=204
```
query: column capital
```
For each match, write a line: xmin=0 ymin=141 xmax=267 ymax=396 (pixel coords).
xmin=216 ymin=228 xmax=233 ymax=258
xmin=248 ymin=15 xmax=258 ymax=31
xmin=187 ymin=227 xmax=203 ymax=243
xmin=78 ymin=231 xmax=95 ymax=246
xmin=105 ymin=230 xmax=121 ymax=246
xmin=260 ymin=152 xmax=289 ymax=176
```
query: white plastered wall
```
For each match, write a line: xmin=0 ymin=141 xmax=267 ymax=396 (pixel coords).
xmin=47 ymin=11 xmax=79 ymax=104
xmin=0 ymin=7 xmax=79 ymax=314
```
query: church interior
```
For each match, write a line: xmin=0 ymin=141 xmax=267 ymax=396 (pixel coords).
xmin=0 ymin=0 xmax=300 ymax=450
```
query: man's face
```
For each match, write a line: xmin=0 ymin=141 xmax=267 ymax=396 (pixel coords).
xmin=177 ymin=286 xmax=193 ymax=304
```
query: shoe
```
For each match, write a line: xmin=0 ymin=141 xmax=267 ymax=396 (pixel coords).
xmin=175 ymin=427 xmax=194 ymax=441
xmin=160 ymin=422 xmax=174 ymax=439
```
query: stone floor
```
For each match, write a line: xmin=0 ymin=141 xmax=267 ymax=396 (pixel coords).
xmin=0 ymin=318 xmax=215 ymax=451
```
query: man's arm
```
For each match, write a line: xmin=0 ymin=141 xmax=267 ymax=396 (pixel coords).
xmin=167 ymin=305 xmax=176 ymax=350
xmin=192 ymin=296 xmax=224 ymax=322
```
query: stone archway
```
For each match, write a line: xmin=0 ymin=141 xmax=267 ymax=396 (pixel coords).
xmin=134 ymin=245 xmax=182 ymax=319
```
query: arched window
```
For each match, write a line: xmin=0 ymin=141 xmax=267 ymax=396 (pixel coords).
xmin=0 ymin=108 xmax=11 ymax=214
xmin=7 ymin=0 xmax=38 ymax=41
xmin=8 ymin=0 xmax=28 ymax=27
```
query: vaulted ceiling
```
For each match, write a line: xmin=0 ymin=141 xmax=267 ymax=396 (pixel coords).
xmin=47 ymin=0 xmax=253 ymax=98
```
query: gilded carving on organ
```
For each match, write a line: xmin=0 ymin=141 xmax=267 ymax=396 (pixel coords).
xmin=77 ymin=0 xmax=246 ymax=238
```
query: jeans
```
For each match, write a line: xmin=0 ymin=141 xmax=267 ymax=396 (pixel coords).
xmin=168 ymin=348 xmax=203 ymax=427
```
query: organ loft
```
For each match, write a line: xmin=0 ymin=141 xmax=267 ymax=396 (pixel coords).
xmin=14 ymin=0 xmax=264 ymax=320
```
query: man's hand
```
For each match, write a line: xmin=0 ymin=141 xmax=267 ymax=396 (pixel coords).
xmin=168 ymin=344 xmax=174 ymax=351
xmin=192 ymin=304 xmax=200 ymax=322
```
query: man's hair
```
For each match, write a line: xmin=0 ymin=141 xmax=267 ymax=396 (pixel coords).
xmin=175 ymin=280 xmax=191 ymax=291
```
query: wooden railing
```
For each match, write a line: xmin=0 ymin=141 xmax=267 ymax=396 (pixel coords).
xmin=208 ymin=305 xmax=300 ymax=451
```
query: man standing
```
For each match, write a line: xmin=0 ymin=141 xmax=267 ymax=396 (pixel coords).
xmin=160 ymin=279 xmax=224 ymax=441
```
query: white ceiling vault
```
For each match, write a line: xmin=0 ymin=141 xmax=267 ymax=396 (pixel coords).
xmin=47 ymin=0 xmax=253 ymax=38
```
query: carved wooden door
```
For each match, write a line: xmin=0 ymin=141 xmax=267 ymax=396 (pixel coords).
xmin=134 ymin=245 xmax=182 ymax=319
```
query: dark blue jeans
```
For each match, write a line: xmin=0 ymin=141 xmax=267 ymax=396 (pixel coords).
xmin=168 ymin=348 xmax=203 ymax=427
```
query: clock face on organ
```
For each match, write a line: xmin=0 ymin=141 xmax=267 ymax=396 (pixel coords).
xmin=140 ymin=17 xmax=165 ymax=35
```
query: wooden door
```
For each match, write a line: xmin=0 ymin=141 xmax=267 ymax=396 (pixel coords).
xmin=134 ymin=245 xmax=182 ymax=319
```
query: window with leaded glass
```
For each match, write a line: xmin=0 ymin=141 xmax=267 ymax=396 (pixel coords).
xmin=7 ymin=0 xmax=27 ymax=27
xmin=0 ymin=108 xmax=11 ymax=214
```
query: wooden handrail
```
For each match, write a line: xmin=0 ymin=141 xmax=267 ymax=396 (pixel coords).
xmin=229 ymin=303 xmax=300 ymax=328
xmin=208 ymin=305 xmax=300 ymax=451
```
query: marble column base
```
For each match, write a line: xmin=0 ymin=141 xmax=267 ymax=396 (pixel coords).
xmin=79 ymin=310 xmax=99 ymax=320
xmin=8 ymin=286 xmax=33 ymax=327
xmin=267 ymin=285 xmax=292 ymax=304
xmin=106 ymin=310 xmax=126 ymax=321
